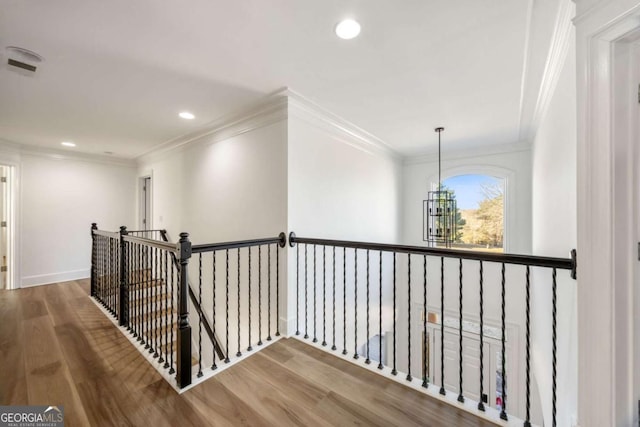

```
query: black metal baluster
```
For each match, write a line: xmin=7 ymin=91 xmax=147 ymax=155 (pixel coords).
xmin=500 ymin=263 xmax=507 ymax=420
xmin=109 ymin=238 xmax=113 ymax=313
xmin=267 ymin=244 xmax=272 ymax=341
xmin=169 ymin=255 xmax=175 ymax=375
xmin=276 ymin=242 xmax=280 ymax=337
xmin=478 ymin=261 xmax=485 ymax=411
xmin=458 ymin=258 xmax=464 ymax=403
xmin=138 ymin=243 xmax=143 ymax=343
xmin=145 ymin=244 xmax=150 ymax=345
xmin=305 ymin=244 xmax=309 ymax=339
xmin=109 ymin=238 xmax=114 ymax=316
xmin=332 ymin=246 xmax=337 ymax=351
xmin=153 ymin=246 xmax=159 ymax=357
xmin=365 ymin=249 xmax=370 ymax=364
xmin=552 ymin=268 xmax=557 ymax=427
xmin=197 ymin=253 xmax=203 ymax=377
xmin=258 ymin=246 xmax=263 ymax=346
xmin=354 ymin=248 xmax=359 ymax=359
xmin=225 ymin=249 xmax=230 ymax=363
xmin=236 ymin=248 xmax=242 ymax=357
xmin=162 ymin=251 xmax=169 ymax=368
xmin=422 ymin=254 xmax=428 ymax=387
xmin=313 ymin=244 xmax=317 ymax=343
xmin=378 ymin=250 xmax=383 ymax=370
xmin=342 ymin=247 xmax=347 ymax=355
xmin=392 ymin=252 xmax=397 ymax=376
xmin=524 ymin=265 xmax=531 ymax=426
xmin=212 ymin=251 xmax=218 ymax=370
xmin=247 ymin=247 xmax=252 ymax=352
xmin=140 ymin=243 xmax=144 ymax=342
xmin=322 ymin=246 xmax=327 ymax=347
xmin=407 ymin=254 xmax=412 ymax=381
xmin=296 ymin=244 xmax=300 ymax=336
xmin=439 ymin=257 xmax=445 ymax=395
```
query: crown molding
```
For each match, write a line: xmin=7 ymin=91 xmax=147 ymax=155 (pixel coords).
xmin=285 ymin=89 xmax=402 ymax=161
xmin=516 ymin=0 xmax=535 ymax=141
xmin=403 ymin=140 xmax=532 ymax=166
xmin=528 ymin=0 xmax=575 ymax=141
xmin=136 ymin=87 xmax=403 ymax=165
xmin=136 ymin=89 xmax=290 ymax=164
xmin=0 ymin=138 xmax=136 ymax=167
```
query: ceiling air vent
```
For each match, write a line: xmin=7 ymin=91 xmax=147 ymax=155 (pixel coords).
xmin=5 ymin=46 xmax=43 ymax=74
xmin=8 ymin=58 xmax=37 ymax=72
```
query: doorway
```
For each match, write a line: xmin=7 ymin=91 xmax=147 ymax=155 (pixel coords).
xmin=139 ymin=176 xmax=152 ymax=231
xmin=0 ymin=165 xmax=15 ymax=290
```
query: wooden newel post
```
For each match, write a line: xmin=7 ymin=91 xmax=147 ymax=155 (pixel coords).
xmin=176 ymin=232 xmax=192 ymax=388
xmin=119 ymin=226 xmax=128 ymax=327
xmin=90 ymin=223 xmax=97 ymax=297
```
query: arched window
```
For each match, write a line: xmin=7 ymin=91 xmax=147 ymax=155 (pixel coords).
xmin=441 ymin=174 xmax=504 ymax=252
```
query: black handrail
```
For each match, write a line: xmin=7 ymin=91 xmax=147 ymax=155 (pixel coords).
xmin=192 ymin=233 xmax=287 ymax=253
xmin=288 ymin=232 xmax=576 ymax=278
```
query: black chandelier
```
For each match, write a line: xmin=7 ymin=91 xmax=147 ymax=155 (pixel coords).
xmin=423 ymin=127 xmax=457 ymax=247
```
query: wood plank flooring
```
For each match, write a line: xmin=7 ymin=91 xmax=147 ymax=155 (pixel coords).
xmin=0 ymin=279 xmax=497 ymax=427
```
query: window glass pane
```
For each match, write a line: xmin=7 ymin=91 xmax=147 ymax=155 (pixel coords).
xmin=441 ymin=174 xmax=504 ymax=252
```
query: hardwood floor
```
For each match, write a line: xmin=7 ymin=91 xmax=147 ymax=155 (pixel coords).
xmin=0 ymin=279 xmax=497 ymax=427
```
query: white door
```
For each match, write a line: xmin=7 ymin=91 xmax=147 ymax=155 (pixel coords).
xmin=0 ymin=166 xmax=6 ymax=289
xmin=140 ymin=176 xmax=151 ymax=231
xmin=431 ymin=328 xmax=491 ymax=405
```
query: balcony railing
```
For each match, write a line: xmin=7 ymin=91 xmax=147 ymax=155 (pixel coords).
xmin=288 ymin=232 xmax=576 ymax=427
xmin=91 ymin=224 xmax=576 ymax=426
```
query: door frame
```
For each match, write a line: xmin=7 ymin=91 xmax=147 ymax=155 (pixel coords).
xmin=138 ymin=172 xmax=153 ymax=231
xmin=575 ymin=1 xmax=640 ymax=425
xmin=0 ymin=160 xmax=19 ymax=290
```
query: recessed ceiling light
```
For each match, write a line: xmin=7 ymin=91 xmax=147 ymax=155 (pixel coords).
xmin=335 ymin=19 xmax=361 ymax=40
xmin=179 ymin=112 xmax=195 ymax=120
xmin=61 ymin=141 xmax=76 ymax=147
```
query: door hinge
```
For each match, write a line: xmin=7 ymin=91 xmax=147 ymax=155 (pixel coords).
xmin=0 ymin=266 xmax=6 ymax=272
xmin=0 ymin=177 xmax=5 ymax=183
xmin=638 ymin=242 xmax=640 ymax=260
xmin=0 ymin=221 xmax=6 ymax=227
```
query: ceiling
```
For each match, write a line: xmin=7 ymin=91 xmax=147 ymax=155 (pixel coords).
xmin=0 ymin=0 xmax=569 ymax=159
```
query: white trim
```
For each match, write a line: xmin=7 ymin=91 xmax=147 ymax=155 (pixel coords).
xmin=21 ymin=269 xmax=89 ymax=287
xmin=517 ymin=0 xmax=535 ymax=142
xmin=575 ymin=2 xmax=640 ymax=425
xmin=137 ymin=88 xmax=402 ymax=164
xmin=404 ymin=141 xmax=531 ymax=166
xmin=136 ymin=89 xmax=289 ymax=163
xmin=528 ymin=0 xmax=575 ymax=142
xmin=286 ymin=89 xmax=402 ymax=160
xmin=0 ymin=140 xmax=136 ymax=168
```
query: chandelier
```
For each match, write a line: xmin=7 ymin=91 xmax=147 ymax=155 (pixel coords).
xmin=423 ymin=127 xmax=457 ymax=247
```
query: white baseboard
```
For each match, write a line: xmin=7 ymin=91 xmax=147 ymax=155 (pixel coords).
xmin=21 ymin=269 xmax=89 ymax=288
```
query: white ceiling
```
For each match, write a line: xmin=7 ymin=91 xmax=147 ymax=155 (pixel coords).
xmin=0 ymin=0 xmax=568 ymax=159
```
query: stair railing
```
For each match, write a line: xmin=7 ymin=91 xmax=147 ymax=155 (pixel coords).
xmin=91 ymin=223 xmax=287 ymax=389
xmin=288 ymin=231 xmax=576 ymax=427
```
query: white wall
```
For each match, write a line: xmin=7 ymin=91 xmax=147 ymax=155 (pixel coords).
xmin=20 ymin=153 xmax=136 ymax=286
xmin=402 ymin=148 xmax=532 ymax=254
xmin=138 ymin=116 xmax=289 ymax=339
xmin=287 ymin=115 xmax=402 ymax=244
xmin=286 ymin=106 xmax=403 ymax=337
xmin=531 ymin=31 xmax=577 ymax=427
xmin=138 ymin=121 xmax=288 ymax=244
